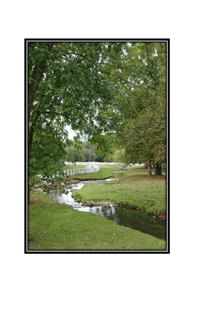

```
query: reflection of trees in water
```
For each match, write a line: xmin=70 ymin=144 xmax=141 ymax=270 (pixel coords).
xmin=92 ymin=206 xmax=116 ymax=220
xmin=49 ymin=188 xmax=65 ymax=204
xmin=90 ymin=205 xmax=166 ymax=240
xmin=49 ymin=191 xmax=57 ymax=200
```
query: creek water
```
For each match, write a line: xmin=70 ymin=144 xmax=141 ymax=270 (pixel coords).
xmin=49 ymin=172 xmax=166 ymax=240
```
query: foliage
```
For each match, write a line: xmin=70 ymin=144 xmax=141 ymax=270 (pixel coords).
xmin=81 ymin=141 xmax=97 ymax=161
xmin=65 ymin=147 xmax=85 ymax=163
xmin=89 ymin=133 xmax=117 ymax=161
xmin=94 ymin=151 xmax=105 ymax=162
xmin=112 ymin=148 xmax=125 ymax=163
xmin=123 ymin=103 xmax=166 ymax=165
xmin=28 ymin=41 xmax=124 ymax=192
xmin=64 ymin=141 xmax=106 ymax=163
xmin=28 ymin=40 xmax=167 ymax=192
xmin=93 ymin=42 xmax=167 ymax=171
xmin=28 ymin=122 xmax=66 ymax=190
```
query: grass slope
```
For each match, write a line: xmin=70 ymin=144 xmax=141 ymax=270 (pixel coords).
xmin=73 ymin=166 xmax=166 ymax=216
xmin=28 ymin=191 xmax=166 ymax=251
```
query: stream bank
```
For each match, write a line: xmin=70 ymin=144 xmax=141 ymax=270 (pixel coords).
xmin=49 ymin=173 xmax=166 ymax=241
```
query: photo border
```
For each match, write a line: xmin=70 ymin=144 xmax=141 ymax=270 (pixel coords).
xmin=25 ymin=38 xmax=170 ymax=254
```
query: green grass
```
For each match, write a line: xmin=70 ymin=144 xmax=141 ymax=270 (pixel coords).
xmin=73 ymin=166 xmax=166 ymax=216
xmin=62 ymin=164 xmax=86 ymax=170
xmin=28 ymin=191 xmax=166 ymax=251
xmin=64 ymin=164 xmax=120 ymax=180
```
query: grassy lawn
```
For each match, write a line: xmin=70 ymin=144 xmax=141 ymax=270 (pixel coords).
xmin=73 ymin=166 xmax=166 ymax=216
xmin=62 ymin=164 xmax=86 ymax=170
xmin=28 ymin=191 xmax=166 ymax=251
xmin=64 ymin=164 xmax=120 ymax=181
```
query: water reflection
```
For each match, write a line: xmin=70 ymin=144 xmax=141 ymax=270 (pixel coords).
xmin=76 ymin=205 xmax=166 ymax=240
xmin=49 ymin=177 xmax=166 ymax=240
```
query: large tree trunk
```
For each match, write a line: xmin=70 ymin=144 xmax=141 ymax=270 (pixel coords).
xmin=28 ymin=43 xmax=53 ymax=123
xmin=155 ymin=162 xmax=162 ymax=175
xmin=28 ymin=69 xmax=44 ymax=123
xmin=147 ymin=163 xmax=152 ymax=176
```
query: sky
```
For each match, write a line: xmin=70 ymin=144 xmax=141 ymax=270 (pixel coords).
xmin=66 ymin=125 xmax=76 ymax=140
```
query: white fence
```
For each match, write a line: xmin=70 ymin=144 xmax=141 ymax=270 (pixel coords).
xmin=63 ymin=164 xmax=100 ymax=176
xmin=64 ymin=162 xmax=146 ymax=167
xmin=64 ymin=161 xmax=124 ymax=166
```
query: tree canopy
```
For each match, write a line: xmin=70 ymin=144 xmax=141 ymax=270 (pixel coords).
xmin=94 ymin=42 xmax=167 ymax=173
xmin=65 ymin=147 xmax=85 ymax=163
xmin=27 ymin=40 xmax=167 ymax=196
xmin=28 ymin=41 xmax=125 ymax=193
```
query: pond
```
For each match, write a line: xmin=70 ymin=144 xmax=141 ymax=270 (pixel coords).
xmin=49 ymin=172 xmax=166 ymax=240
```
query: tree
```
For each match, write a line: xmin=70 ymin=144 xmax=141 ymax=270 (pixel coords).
xmin=28 ymin=40 xmax=167 ymax=202
xmin=112 ymin=148 xmax=125 ymax=163
xmin=65 ymin=147 xmax=85 ymax=163
xmin=81 ymin=142 xmax=97 ymax=161
xmin=28 ymin=41 xmax=124 ymax=200
xmin=122 ymin=43 xmax=166 ymax=175
xmin=29 ymin=110 xmax=68 ymax=189
xmin=98 ymin=42 xmax=167 ymax=175
xmin=123 ymin=103 xmax=166 ymax=175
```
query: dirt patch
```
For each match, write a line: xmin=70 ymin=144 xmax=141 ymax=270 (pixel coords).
xmin=148 ymin=210 xmax=166 ymax=221
xmin=29 ymin=198 xmax=39 ymax=204
xmin=157 ymin=210 xmax=166 ymax=220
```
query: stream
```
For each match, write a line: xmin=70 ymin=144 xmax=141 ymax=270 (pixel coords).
xmin=49 ymin=172 xmax=166 ymax=240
